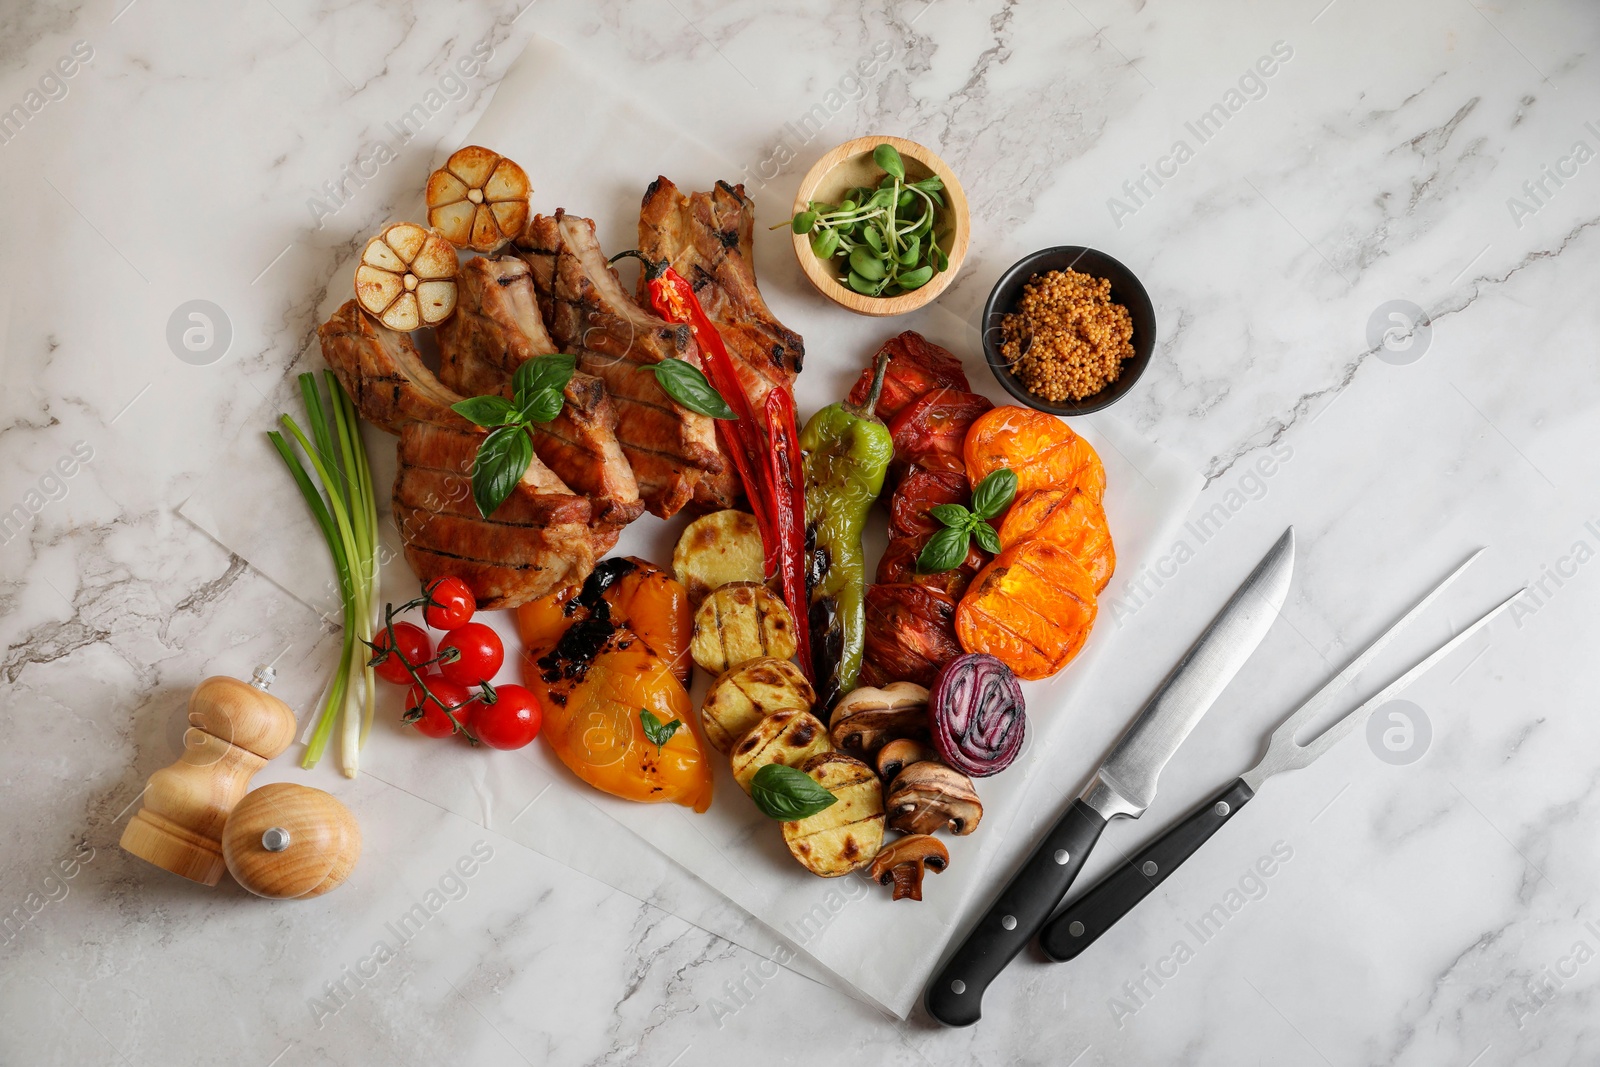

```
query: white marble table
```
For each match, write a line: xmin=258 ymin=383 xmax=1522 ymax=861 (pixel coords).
xmin=4 ymin=1 xmax=1599 ymax=1063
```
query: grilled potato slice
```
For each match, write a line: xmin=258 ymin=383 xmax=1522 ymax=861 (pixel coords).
xmin=701 ymin=657 xmax=817 ymax=754
xmin=729 ymin=708 xmax=832 ymax=792
xmin=674 ymin=510 xmax=766 ymax=608
xmin=781 ymin=753 xmax=885 ymax=877
xmin=690 ymin=582 xmax=797 ymax=675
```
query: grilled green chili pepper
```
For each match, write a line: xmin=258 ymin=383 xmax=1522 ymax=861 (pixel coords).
xmin=800 ymin=351 xmax=894 ymax=715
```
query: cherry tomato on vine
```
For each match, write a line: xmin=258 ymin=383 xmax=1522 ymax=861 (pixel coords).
xmin=405 ymin=675 xmax=474 ymax=738
xmin=423 ymin=577 xmax=477 ymax=630
xmin=470 ymin=684 xmax=542 ymax=749
xmin=437 ymin=622 xmax=504 ymax=686
xmin=371 ymin=622 xmax=432 ymax=685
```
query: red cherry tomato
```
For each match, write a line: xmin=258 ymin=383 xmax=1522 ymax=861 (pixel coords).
xmin=405 ymin=675 xmax=474 ymax=738
xmin=438 ymin=622 xmax=504 ymax=686
xmin=371 ymin=622 xmax=432 ymax=685
xmin=470 ymin=684 xmax=542 ymax=749
xmin=423 ymin=577 xmax=477 ymax=630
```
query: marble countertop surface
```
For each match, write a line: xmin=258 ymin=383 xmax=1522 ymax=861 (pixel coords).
xmin=4 ymin=0 xmax=1599 ymax=1063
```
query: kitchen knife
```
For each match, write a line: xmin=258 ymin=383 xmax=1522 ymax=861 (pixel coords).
xmin=923 ymin=527 xmax=1296 ymax=1027
xmin=1039 ymin=551 xmax=1520 ymax=962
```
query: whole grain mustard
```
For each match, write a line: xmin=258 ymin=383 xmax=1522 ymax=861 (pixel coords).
xmin=1000 ymin=269 xmax=1133 ymax=402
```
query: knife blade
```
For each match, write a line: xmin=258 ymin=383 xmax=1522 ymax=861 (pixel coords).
xmin=1038 ymin=554 xmax=1520 ymax=962
xmin=923 ymin=527 xmax=1296 ymax=1027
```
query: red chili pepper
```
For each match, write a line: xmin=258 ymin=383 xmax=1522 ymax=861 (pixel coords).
xmin=764 ymin=386 xmax=813 ymax=682
xmin=619 ymin=251 xmax=778 ymax=576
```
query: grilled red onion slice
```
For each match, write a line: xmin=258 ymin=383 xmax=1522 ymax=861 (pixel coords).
xmin=930 ymin=653 xmax=1025 ymax=777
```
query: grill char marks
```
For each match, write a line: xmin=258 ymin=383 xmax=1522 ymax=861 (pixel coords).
xmin=317 ymin=299 xmax=598 ymax=609
xmin=394 ymin=422 xmax=597 ymax=607
xmin=638 ymin=177 xmax=803 ymax=401
xmin=436 ymin=256 xmax=643 ymax=527
xmin=638 ymin=177 xmax=805 ymax=509
xmin=516 ymin=210 xmax=720 ymax=519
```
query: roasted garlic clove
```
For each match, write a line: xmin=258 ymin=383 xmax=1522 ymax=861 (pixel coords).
xmin=355 ymin=222 xmax=458 ymax=332
xmin=868 ymin=834 xmax=948 ymax=901
xmin=426 ymin=145 xmax=531 ymax=253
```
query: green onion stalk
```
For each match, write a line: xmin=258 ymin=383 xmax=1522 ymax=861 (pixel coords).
xmin=267 ymin=371 xmax=380 ymax=777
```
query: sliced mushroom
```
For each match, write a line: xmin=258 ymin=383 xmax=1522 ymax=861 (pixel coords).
xmin=876 ymin=739 xmax=939 ymax=785
xmin=829 ymin=682 xmax=930 ymax=757
xmin=886 ymin=762 xmax=982 ymax=836
xmin=868 ymin=834 xmax=949 ymax=901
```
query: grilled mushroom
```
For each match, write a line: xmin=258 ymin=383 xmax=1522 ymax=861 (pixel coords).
xmin=829 ymin=682 xmax=930 ymax=757
xmin=876 ymin=739 xmax=939 ymax=785
xmin=886 ymin=762 xmax=982 ymax=836
xmin=868 ymin=834 xmax=949 ymax=901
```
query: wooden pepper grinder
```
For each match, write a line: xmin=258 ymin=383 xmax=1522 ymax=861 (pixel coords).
xmin=120 ymin=667 xmax=297 ymax=886
xmin=223 ymin=783 xmax=361 ymax=899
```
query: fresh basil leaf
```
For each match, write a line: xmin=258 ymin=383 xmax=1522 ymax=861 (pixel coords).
xmin=513 ymin=354 xmax=576 ymax=403
xmin=973 ymin=520 xmax=1001 ymax=555
xmin=917 ymin=524 xmax=971 ymax=574
xmin=930 ymin=503 xmax=972 ymax=529
xmin=471 ymin=424 xmax=533 ymax=518
xmin=874 ymin=143 xmax=905 ymax=180
xmin=898 ymin=265 xmax=934 ymax=291
xmin=642 ymin=359 xmax=736 ymax=420
xmin=517 ymin=387 xmax=564 ymax=424
xmin=639 ymin=708 xmax=682 ymax=753
xmin=750 ymin=763 xmax=839 ymax=821
xmin=971 ymin=468 xmax=1017 ymax=520
xmin=451 ymin=395 xmax=517 ymax=428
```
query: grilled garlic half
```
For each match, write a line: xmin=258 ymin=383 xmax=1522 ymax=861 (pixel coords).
xmin=354 ymin=222 xmax=458 ymax=332
xmin=425 ymin=145 xmax=531 ymax=253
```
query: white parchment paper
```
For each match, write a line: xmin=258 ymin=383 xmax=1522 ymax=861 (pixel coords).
xmin=181 ymin=36 xmax=1202 ymax=1017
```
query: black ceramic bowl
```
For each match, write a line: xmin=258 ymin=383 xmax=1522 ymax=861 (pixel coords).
xmin=981 ymin=246 xmax=1156 ymax=416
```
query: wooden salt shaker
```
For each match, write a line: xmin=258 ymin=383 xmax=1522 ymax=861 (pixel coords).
xmin=119 ymin=667 xmax=297 ymax=886
xmin=223 ymin=783 xmax=361 ymax=899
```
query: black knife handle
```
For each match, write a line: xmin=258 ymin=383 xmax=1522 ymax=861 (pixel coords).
xmin=1039 ymin=777 xmax=1254 ymax=961
xmin=925 ymin=797 xmax=1107 ymax=1027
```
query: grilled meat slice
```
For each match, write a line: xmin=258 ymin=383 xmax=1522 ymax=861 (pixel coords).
xmin=638 ymin=178 xmax=804 ymax=511
xmin=317 ymin=300 xmax=599 ymax=608
xmin=436 ymin=255 xmax=557 ymax=396
xmin=318 ymin=299 xmax=464 ymax=434
xmin=437 ymin=256 xmax=643 ymax=527
xmin=516 ymin=211 xmax=720 ymax=518
xmin=638 ymin=177 xmax=803 ymax=408
xmin=394 ymin=422 xmax=597 ymax=608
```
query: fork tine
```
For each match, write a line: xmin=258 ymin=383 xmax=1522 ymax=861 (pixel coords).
xmin=1290 ymin=587 xmax=1524 ymax=765
xmin=1272 ymin=549 xmax=1483 ymax=742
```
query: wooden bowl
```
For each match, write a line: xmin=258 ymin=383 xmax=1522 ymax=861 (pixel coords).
xmin=790 ymin=135 xmax=970 ymax=317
